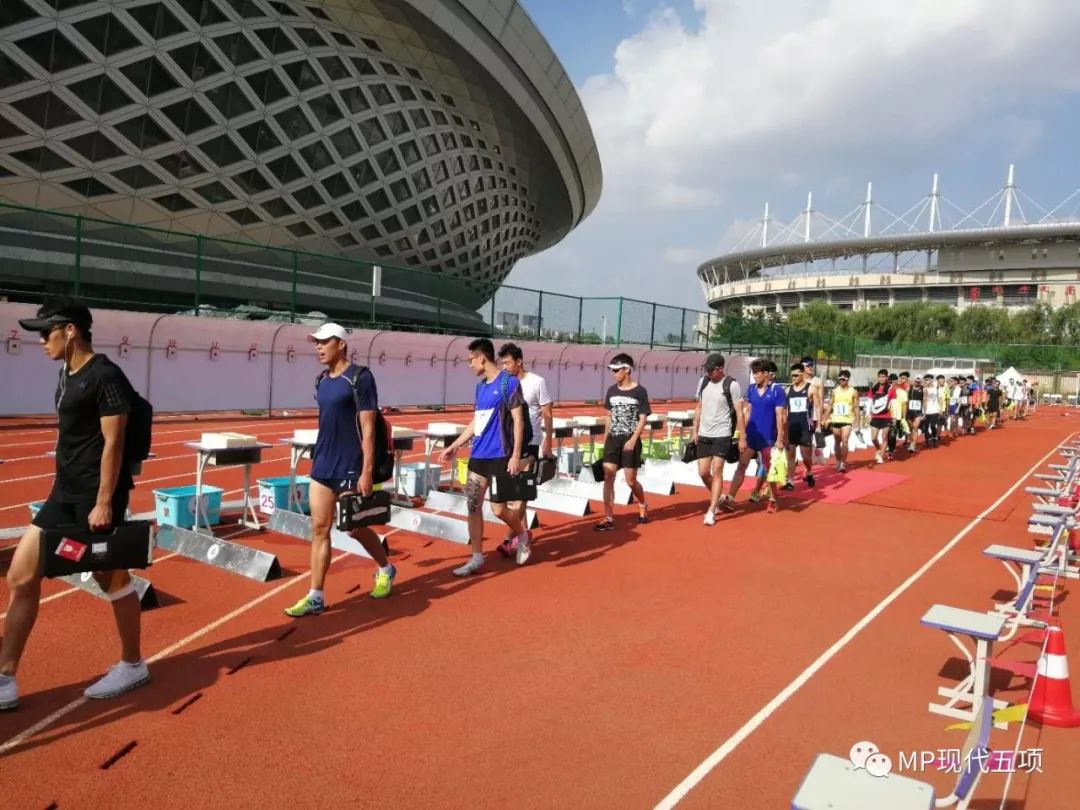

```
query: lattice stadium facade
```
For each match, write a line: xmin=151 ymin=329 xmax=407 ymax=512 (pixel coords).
xmin=0 ymin=0 xmax=601 ymax=327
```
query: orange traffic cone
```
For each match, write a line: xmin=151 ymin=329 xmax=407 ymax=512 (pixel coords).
xmin=1029 ymin=625 xmax=1080 ymax=727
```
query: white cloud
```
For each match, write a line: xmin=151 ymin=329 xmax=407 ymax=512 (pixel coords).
xmin=581 ymin=0 xmax=1080 ymax=214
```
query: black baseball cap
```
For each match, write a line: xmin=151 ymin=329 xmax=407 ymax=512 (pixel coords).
xmin=18 ymin=298 xmax=93 ymax=333
xmin=704 ymin=353 xmax=725 ymax=371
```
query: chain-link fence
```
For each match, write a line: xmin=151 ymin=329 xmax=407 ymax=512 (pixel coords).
xmin=0 ymin=200 xmax=722 ymax=348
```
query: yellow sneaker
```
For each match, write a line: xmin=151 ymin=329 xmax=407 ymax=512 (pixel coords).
xmin=370 ymin=564 xmax=396 ymax=599
xmin=284 ymin=594 xmax=325 ymax=617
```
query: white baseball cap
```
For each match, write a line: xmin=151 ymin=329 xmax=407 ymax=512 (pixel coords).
xmin=308 ymin=322 xmax=347 ymax=341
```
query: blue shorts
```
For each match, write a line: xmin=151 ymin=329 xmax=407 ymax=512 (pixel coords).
xmin=311 ymin=477 xmax=358 ymax=496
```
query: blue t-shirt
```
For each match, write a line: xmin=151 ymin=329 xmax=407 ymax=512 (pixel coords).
xmin=311 ymin=365 xmax=378 ymax=480
xmin=745 ymin=382 xmax=787 ymax=448
xmin=470 ymin=371 xmax=525 ymax=460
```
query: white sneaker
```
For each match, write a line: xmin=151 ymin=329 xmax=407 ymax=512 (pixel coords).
xmin=0 ymin=675 xmax=17 ymax=711
xmin=704 ymin=511 xmax=716 ymax=526
xmin=453 ymin=556 xmax=485 ymax=577
xmin=84 ymin=660 xmax=150 ymax=700
xmin=515 ymin=532 xmax=532 ymax=565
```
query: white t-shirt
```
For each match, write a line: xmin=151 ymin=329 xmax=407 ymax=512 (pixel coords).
xmin=518 ymin=372 xmax=552 ymax=445
xmin=924 ymin=384 xmax=941 ymax=415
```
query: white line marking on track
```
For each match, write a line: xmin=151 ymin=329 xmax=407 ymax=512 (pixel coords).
xmin=652 ymin=432 xmax=1077 ymax=809
xmin=0 ymin=551 xmax=348 ymax=756
xmin=0 ymin=554 xmax=182 ymax=622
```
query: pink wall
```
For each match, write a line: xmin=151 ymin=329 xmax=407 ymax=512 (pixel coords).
xmin=0 ymin=303 xmax=733 ymax=416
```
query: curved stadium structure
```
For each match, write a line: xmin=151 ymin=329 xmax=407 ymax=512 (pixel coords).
xmin=698 ymin=169 xmax=1080 ymax=318
xmin=0 ymin=0 xmax=601 ymax=328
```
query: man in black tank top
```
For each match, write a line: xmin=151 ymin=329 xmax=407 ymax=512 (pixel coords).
xmin=905 ymin=375 xmax=924 ymax=453
xmin=784 ymin=363 xmax=815 ymax=489
xmin=867 ymin=368 xmax=892 ymax=464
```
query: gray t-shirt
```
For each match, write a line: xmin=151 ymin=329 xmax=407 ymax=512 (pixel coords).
xmin=699 ymin=377 xmax=742 ymax=438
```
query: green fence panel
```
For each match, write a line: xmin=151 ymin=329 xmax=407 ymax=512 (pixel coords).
xmin=578 ymin=297 xmax=622 ymax=345
xmin=487 ymin=284 xmax=542 ymax=341
xmin=539 ymin=290 xmax=584 ymax=342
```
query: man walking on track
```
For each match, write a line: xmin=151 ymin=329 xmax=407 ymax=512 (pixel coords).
xmin=594 ymin=353 xmax=651 ymax=531
xmin=285 ymin=323 xmax=396 ymax=617
xmin=691 ymin=353 xmax=744 ymax=524
xmin=497 ymin=342 xmax=552 ymax=560
xmin=439 ymin=338 xmax=531 ymax=574
xmin=2 ymin=299 xmax=148 ymax=710
xmin=729 ymin=358 xmax=787 ymax=513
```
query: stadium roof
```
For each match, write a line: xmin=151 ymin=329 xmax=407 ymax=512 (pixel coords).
xmin=698 ymin=220 xmax=1080 ymax=281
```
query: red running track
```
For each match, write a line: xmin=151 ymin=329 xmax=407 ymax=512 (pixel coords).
xmin=1 ymin=405 xmax=1078 ymax=808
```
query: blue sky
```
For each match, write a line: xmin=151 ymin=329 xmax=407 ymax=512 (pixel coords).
xmin=507 ymin=0 xmax=1080 ymax=313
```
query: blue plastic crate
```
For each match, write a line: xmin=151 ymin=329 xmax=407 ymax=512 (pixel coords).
xmin=257 ymin=475 xmax=310 ymax=515
xmin=154 ymin=485 xmax=224 ymax=529
xmin=395 ymin=463 xmax=437 ymax=497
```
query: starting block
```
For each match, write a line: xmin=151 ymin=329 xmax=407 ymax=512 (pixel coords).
xmin=58 ymin=571 xmax=158 ymax=610
xmin=267 ymin=509 xmax=386 ymax=559
xmin=386 ymin=505 xmax=470 ymax=545
xmin=921 ymin=604 xmax=1010 ymax=729
xmin=156 ymin=525 xmax=281 ymax=582
xmin=423 ymin=489 xmax=540 ymax=529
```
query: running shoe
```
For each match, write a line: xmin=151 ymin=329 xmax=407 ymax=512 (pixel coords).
xmin=515 ymin=532 xmax=532 ymax=565
xmin=748 ymin=491 xmax=762 ymax=503
xmin=717 ymin=496 xmax=736 ymax=512
xmin=84 ymin=660 xmax=150 ymax=700
xmin=704 ymin=511 xmax=716 ymax=526
xmin=371 ymin=564 xmax=396 ymax=599
xmin=284 ymin=594 xmax=325 ymax=617
xmin=594 ymin=518 xmax=615 ymax=532
xmin=0 ymin=676 xmax=17 ymax=711
xmin=767 ymin=499 xmax=779 ymax=514
xmin=805 ymin=474 xmax=815 ymax=488
xmin=453 ymin=556 xmax=485 ymax=577
xmin=497 ymin=535 xmax=518 ymax=557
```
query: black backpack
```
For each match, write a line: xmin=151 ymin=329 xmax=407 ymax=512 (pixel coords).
xmin=498 ymin=372 xmax=533 ymax=448
xmin=697 ymin=375 xmax=737 ymax=427
xmin=315 ymin=365 xmax=395 ymax=483
xmin=124 ymin=390 xmax=154 ymax=467
xmin=91 ymin=356 xmax=153 ymax=468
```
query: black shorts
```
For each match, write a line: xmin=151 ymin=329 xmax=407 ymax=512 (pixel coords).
xmin=869 ymin=417 xmax=892 ymax=429
xmin=468 ymin=456 xmax=508 ymax=480
xmin=906 ymin=410 xmax=923 ymax=422
xmin=311 ymin=477 xmax=358 ymax=496
xmin=696 ymin=435 xmax=732 ymax=458
xmin=602 ymin=434 xmax=643 ymax=469
xmin=32 ymin=488 xmax=131 ymax=531
xmin=787 ymin=421 xmax=813 ymax=448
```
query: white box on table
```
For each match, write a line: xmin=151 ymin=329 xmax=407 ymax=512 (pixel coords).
xmin=200 ymin=432 xmax=258 ymax=448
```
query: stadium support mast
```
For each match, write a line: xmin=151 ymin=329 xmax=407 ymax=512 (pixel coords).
xmin=761 ymin=202 xmax=770 ymax=248
xmin=1003 ymin=164 xmax=1016 ymax=226
xmin=927 ymin=173 xmax=940 ymax=269
xmin=862 ymin=182 xmax=872 ymax=272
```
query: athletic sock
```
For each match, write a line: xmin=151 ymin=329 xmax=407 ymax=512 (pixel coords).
xmin=379 ymin=564 xmax=393 ymax=574
xmin=471 ymin=552 xmax=484 ymax=563
xmin=309 ymin=589 xmax=324 ymax=602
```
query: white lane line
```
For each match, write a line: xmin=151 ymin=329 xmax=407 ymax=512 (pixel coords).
xmin=0 ymin=483 xmax=273 ymax=621
xmin=0 ymin=550 xmax=348 ymax=756
xmin=0 ymin=418 xmax=317 ymax=452
xmin=652 ymin=433 xmax=1076 ymax=809
xmin=0 ymin=553 xmax=182 ymax=622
